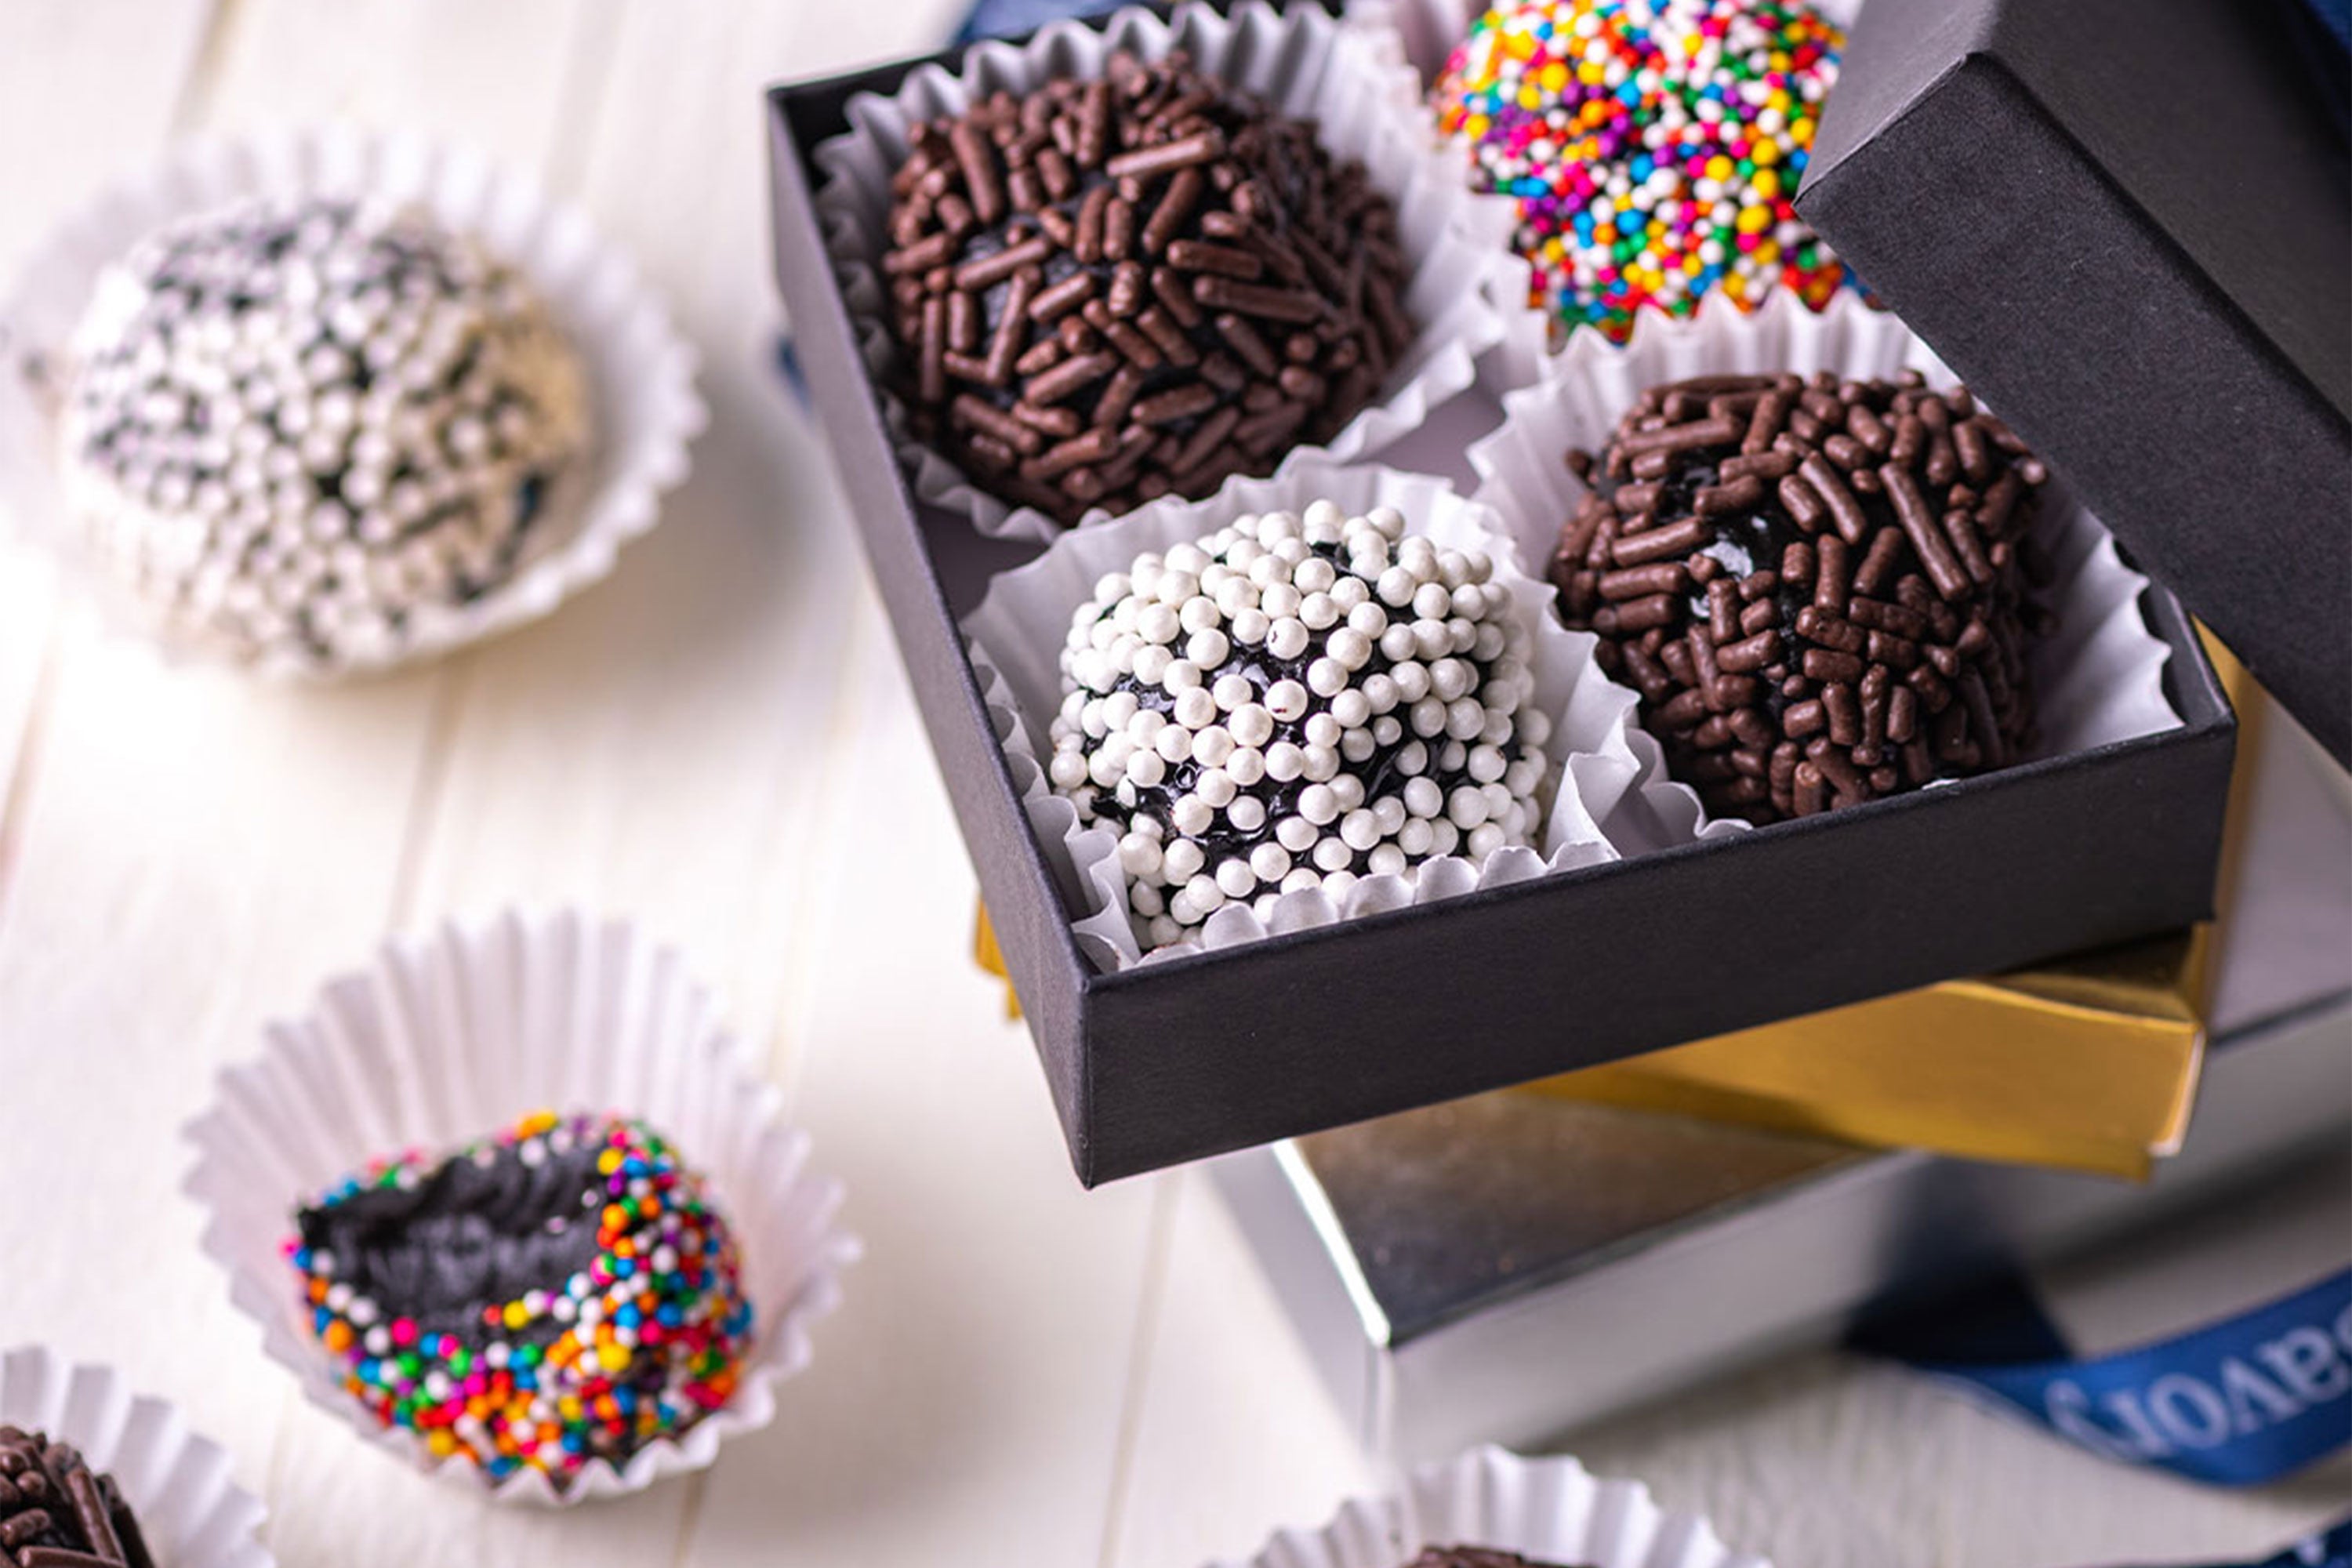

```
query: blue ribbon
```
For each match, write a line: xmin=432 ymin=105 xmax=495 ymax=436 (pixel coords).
xmin=2277 ymin=0 xmax=2352 ymax=136
xmin=1863 ymin=1267 xmax=2352 ymax=1488
xmin=953 ymin=0 xmax=1126 ymax=44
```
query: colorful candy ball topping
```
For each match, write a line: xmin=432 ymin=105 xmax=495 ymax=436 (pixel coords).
xmin=1047 ymin=499 xmax=1552 ymax=953
xmin=285 ymin=1111 xmax=753 ymax=1487
xmin=1432 ymin=0 xmax=1852 ymax=343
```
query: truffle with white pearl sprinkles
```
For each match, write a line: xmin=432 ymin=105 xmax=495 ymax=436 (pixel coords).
xmin=1048 ymin=499 xmax=1552 ymax=951
xmin=57 ymin=195 xmax=588 ymax=667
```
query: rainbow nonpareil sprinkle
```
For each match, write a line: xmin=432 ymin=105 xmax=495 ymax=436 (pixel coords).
xmin=1433 ymin=0 xmax=1853 ymax=344
xmin=285 ymin=1111 xmax=753 ymax=1487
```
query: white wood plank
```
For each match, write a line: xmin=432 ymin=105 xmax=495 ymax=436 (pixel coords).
xmin=191 ymin=2 xmax=716 ymax=1560
xmin=391 ymin=0 xmax=877 ymax=1048
xmin=1106 ymin=1171 xmax=1379 ymax=1568
xmin=0 ymin=0 xmax=305 ymax=1494
xmin=0 ymin=0 xmax=219 ymax=278
xmin=0 ymin=547 xmax=59 ymax=862
xmin=192 ymin=0 xmax=606 ymax=174
xmin=0 ymin=0 xmax=217 ymax=903
xmin=682 ymin=588 xmax=1163 ymax=1568
xmin=377 ymin=2 xmax=1166 ymax=1557
xmin=0 ymin=626 xmax=439 ymax=1483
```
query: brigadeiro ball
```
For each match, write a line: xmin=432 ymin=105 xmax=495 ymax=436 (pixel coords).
xmin=286 ymin=1111 xmax=753 ymax=1489
xmin=57 ymin=195 xmax=589 ymax=667
xmin=0 ymin=1425 xmax=156 ymax=1568
xmin=1407 ymin=1552 xmax=1591 ymax=1568
xmin=881 ymin=50 xmax=1417 ymax=527
xmin=1432 ymin=0 xmax=1853 ymax=344
xmin=1048 ymin=499 xmax=1552 ymax=952
xmin=1553 ymin=370 xmax=2052 ymax=825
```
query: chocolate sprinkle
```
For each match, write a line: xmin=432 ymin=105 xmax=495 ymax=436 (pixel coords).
xmin=883 ymin=51 xmax=1415 ymax=526
xmin=1403 ymin=1550 xmax=1591 ymax=1568
xmin=0 ymin=1429 xmax=154 ymax=1568
xmin=1552 ymin=370 xmax=2051 ymax=824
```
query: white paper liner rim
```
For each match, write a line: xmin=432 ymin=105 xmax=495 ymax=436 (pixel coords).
xmin=180 ymin=908 xmax=859 ymax=1508
xmin=1465 ymin=288 xmax=2183 ymax=855
xmin=0 ymin=1346 xmax=274 ymax=1568
xmin=0 ymin=123 xmax=705 ymax=680
xmin=811 ymin=0 xmax=1504 ymax=544
xmin=965 ymin=454 xmax=1643 ymax=973
xmin=1208 ymin=1443 xmax=1769 ymax=1568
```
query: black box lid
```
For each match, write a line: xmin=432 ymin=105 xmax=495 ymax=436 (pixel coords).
xmin=1797 ymin=0 xmax=2351 ymax=765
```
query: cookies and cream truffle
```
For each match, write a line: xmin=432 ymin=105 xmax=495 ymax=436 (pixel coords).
xmin=1553 ymin=370 xmax=2050 ymax=823
xmin=58 ymin=195 xmax=588 ymax=666
xmin=288 ymin=1111 xmax=752 ymax=1488
xmin=0 ymin=1426 xmax=155 ymax=1568
xmin=881 ymin=51 xmax=1416 ymax=526
xmin=1047 ymin=499 xmax=1551 ymax=951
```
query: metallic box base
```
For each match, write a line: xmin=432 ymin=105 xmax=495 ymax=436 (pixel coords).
xmin=1212 ymin=710 xmax=2351 ymax=1461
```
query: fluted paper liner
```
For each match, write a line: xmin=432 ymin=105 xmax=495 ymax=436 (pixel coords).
xmin=0 ymin=125 xmax=703 ymax=678
xmin=966 ymin=456 xmax=1648 ymax=972
xmin=813 ymin=0 xmax=1504 ymax=543
xmin=1466 ymin=289 xmax=2183 ymax=853
xmin=0 ymin=1346 xmax=272 ymax=1568
xmin=181 ymin=909 xmax=858 ymax=1507
xmin=1209 ymin=1444 xmax=1768 ymax=1568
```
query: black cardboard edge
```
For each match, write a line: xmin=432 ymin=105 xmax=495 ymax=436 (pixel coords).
xmin=767 ymin=20 xmax=2239 ymax=1189
xmin=1798 ymin=20 xmax=2352 ymax=766
xmin=1076 ymin=713 xmax=2234 ymax=1182
xmin=767 ymin=90 xmax=1098 ymax=1173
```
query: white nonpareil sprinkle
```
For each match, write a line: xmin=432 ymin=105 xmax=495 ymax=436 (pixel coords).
xmin=57 ymin=195 xmax=590 ymax=666
xmin=1049 ymin=500 xmax=1552 ymax=953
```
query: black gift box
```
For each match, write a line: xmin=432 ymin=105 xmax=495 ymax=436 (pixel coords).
xmin=1797 ymin=0 xmax=2352 ymax=766
xmin=764 ymin=7 xmax=2236 ymax=1187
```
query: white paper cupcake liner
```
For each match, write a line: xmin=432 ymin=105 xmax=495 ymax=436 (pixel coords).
xmin=1209 ymin=1443 xmax=1767 ymax=1568
xmin=0 ymin=124 xmax=703 ymax=679
xmin=180 ymin=909 xmax=858 ymax=1507
xmin=1465 ymin=289 xmax=2183 ymax=853
xmin=966 ymin=454 xmax=1648 ymax=971
xmin=1342 ymin=0 xmax=1872 ymax=397
xmin=0 ymin=1346 xmax=272 ymax=1568
xmin=812 ymin=0 xmax=1505 ymax=543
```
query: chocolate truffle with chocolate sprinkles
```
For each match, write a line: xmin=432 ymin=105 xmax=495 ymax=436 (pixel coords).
xmin=0 ymin=1425 xmax=156 ymax=1568
xmin=1048 ymin=499 xmax=1550 ymax=953
xmin=1552 ymin=371 xmax=2051 ymax=824
xmin=1404 ymin=1552 xmax=1589 ymax=1568
xmin=880 ymin=50 xmax=1417 ymax=526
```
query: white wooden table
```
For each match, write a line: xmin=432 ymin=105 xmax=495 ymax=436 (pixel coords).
xmin=0 ymin=5 xmax=2343 ymax=1565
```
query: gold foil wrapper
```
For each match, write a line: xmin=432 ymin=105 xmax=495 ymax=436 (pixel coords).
xmin=1524 ymin=933 xmax=2205 ymax=1180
